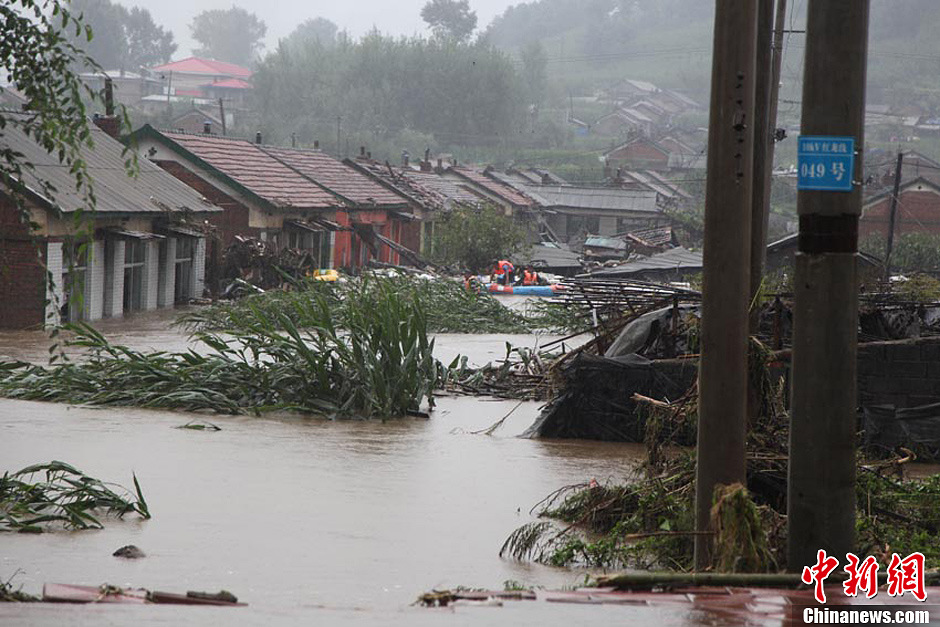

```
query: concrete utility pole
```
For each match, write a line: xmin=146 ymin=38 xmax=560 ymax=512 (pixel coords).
xmin=787 ymin=0 xmax=870 ymax=571
xmin=749 ymin=0 xmax=788 ymax=330
xmin=694 ymin=0 xmax=758 ymax=570
xmin=884 ymin=151 xmax=904 ymax=283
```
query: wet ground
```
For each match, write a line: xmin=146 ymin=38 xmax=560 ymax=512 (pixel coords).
xmin=2 ymin=307 xmax=937 ymax=625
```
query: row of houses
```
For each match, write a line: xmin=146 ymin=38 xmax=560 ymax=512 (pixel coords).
xmin=2 ymin=101 xmax=697 ymax=328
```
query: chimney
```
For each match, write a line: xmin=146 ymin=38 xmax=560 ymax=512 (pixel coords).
xmin=92 ymin=77 xmax=121 ymax=138
xmin=203 ymin=121 xmax=212 ymax=134
xmin=420 ymin=160 xmax=432 ymax=172
xmin=104 ymin=77 xmax=114 ymax=116
xmin=360 ymin=146 xmax=366 ymax=157
xmin=367 ymin=151 xmax=371 ymax=159
xmin=435 ymin=157 xmax=443 ymax=174
xmin=401 ymin=150 xmax=410 ymax=168
xmin=255 ymin=131 xmax=262 ymax=144
xmin=314 ymin=140 xmax=320 ymax=149
xmin=291 ymin=133 xmax=296 ymax=148
xmin=541 ymin=172 xmax=552 ymax=185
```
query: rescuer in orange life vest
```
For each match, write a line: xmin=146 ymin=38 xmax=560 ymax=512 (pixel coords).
xmin=522 ymin=266 xmax=539 ymax=286
xmin=492 ymin=259 xmax=514 ymax=286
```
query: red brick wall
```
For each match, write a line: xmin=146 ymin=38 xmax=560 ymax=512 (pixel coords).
xmin=0 ymin=196 xmax=46 ymax=329
xmin=860 ymin=188 xmax=940 ymax=240
xmin=152 ymin=160 xmax=254 ymax=248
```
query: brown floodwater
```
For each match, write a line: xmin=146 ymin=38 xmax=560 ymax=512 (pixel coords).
xmin=2 ymin=307 xmax=920 ymax=625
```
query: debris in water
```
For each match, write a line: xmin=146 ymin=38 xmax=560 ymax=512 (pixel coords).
xmin=112 ymin=545 xmax=146 ymax=559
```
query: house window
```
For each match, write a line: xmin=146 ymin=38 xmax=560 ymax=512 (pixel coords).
xmin=60 ymin=242 xmax=88 ymax=322
xmin=123 ymin=239 xmax=145 ymax=312
xmin=286 ymin=224 xmax=331 ymax=269
xmin=174 ymin=237 xmax=195 ymax=302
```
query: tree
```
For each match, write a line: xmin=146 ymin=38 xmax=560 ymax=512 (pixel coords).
xmin=519 ymin=40 xmax=547 ymax=106
xmin=190 ymin=7 xmax=266 ymax=66
xmin=67 ymin=0 xmax=175 ymax=70
xmin=421 ymin=0 xmax=477 ymax=43
xmin=430 ymin=204 xmax=527 ymax=273
xmin=283 ymin=17 xmax=338 ymax=49
xmin=122 ymin=7 xmax=176 ymax=69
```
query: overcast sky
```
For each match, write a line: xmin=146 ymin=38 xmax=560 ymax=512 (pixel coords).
xmin=118 ymin=0 xmax=520 ymax=61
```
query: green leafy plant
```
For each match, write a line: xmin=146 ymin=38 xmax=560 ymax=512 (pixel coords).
xmin=0 ymin=461 xmax=150 ymax=533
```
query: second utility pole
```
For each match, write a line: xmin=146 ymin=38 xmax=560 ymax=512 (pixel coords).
xmin=694 ymin=0 xmax=758 ymax=570
xmin=787 ymin=0 xmax=870 ymax=571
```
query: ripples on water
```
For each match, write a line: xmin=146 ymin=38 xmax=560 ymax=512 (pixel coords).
xmin=0 ymin=309 xmax=667 ymax=625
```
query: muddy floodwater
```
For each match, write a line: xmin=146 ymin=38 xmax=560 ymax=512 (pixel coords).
xmin=0 ymin=308 xmax=683 ymax=626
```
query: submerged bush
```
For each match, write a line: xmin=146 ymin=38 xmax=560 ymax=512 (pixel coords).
xmin=179 ymin=273 xmax=580 ymax=334
xmin=0 ymin=461 xmax=149 ymax=533
xmin=0 ymin=280 xmax=445 ymax=418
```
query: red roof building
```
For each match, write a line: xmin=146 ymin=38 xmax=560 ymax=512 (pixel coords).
xmin=149 ymin=57 xmax=253 ymax=102
xmin=126 ymin=125 xmax=418 ymax=271
xmin=860 ymin=177 xmax=940 ymax=242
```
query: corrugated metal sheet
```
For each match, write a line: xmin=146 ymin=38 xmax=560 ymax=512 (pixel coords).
xmin=519 ymin=243 xmax=581 ymax=269
xmin=589 ymin=247 xmax=702 ymax=277
xmin=522 ymin=185 xmax=659 ymax=213
xmin=2 ymin=112 xmax=219 ymax=215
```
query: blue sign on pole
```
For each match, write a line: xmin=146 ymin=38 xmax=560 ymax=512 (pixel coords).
xmin=797 ymin=135 xmax=856 ymax=192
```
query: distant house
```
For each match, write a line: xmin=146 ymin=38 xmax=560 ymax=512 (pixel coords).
xmin=604 ymin=135 xmax=704 ymax=171
xmin=169 ymin=107 xmax=227 ymax=135
xmin=865 ymin=150 xmax=940 ymax=194
xmin=593 ymin=108 xmax=654 ymax=138
xmin=604 ymin=78 xmax=659 ymax=102
xmin=860 ymin=177 xmax=940 ymax=241
xmin=442 ymin=165 xmax=538 ymax=215
xmin=149 ymin=57 xmax=252 ymax=105
xmin=127 ymin=125 xmax=416 ymax=271
xmin=521 ymin=186 xmax=665 ymax=241
xmin=0 ymin=113 xmax=220 ymax=329
xmin=766 ymin=232 xmax=882 ymax=286
xmin=79 ymin=69 xmax=163 ymax=107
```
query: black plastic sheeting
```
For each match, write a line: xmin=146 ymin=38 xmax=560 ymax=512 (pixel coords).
xmin=521 ymin=352 xmax=697 ymax=441
xmin=862 ymin=403 xmax=940 ymax=461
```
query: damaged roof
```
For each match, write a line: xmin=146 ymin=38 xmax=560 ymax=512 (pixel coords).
xmin=262 ymin=146 xmax=409 ymax=209
xmin=587 ymin=247 xmax=703 ymax=277
xmin=523 ymin=185 xmax=660 ymax=213
xmin=447 ymin=166 xmax=536 ymax=208
xmin=132 ymin=126 xmax=341 ymax=210
xmin=1 ymin=111 xmax=219 ymax=215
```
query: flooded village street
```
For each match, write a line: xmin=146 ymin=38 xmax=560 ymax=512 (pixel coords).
xmin=0 ymin=310 xmax=670 ymax=626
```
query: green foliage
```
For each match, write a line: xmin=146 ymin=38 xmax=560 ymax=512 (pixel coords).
xmin=250 ymin=33 xmax=524 ymax=154
xmin=895 ymin=274 xmax=940 ymax=302
xmin=180 ymin=274 xmax=543 ymax=334
xmin=430 ymin=205 xmax=528 ymax=273
xmin=0 ymin=279 xmax=445 ymax=418
xmin=68 ymin=0 xmax=175 ymax=70
xmin=190 ymin=6 xmax=266 ymax=66
xmin=282 ymin=17 xmax=339 ymax=49
xmin=0 ymin=461 xmax=150 ymax=533
xmin=421 ymin=0 xmax=477 ymax=43
xmin=862 ymin=232 xmax=940 ymax=274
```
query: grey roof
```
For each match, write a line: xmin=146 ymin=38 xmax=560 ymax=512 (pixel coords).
xmin=517 ymin=243 xmax=582 ymax=269
xmin=587 ymin=247 xmax=703 ymax=277
xmin=1 ymin=111 xmax=219 ymax=215
xmin=521 ymin=185 xmax=660 ymax=213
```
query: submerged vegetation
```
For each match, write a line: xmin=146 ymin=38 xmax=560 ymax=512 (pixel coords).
xmin=0 ymin=461 xmax=149 ymax=533
xmin=0 ymin=280 xmax=445 ymax=418
xmin=179 ymin=274 xmax=584 ymax=335
xmin=501 ymin=341 xmax=940 ymax=572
